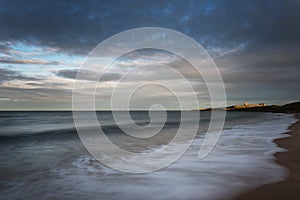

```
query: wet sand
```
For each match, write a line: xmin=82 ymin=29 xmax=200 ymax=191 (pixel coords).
xmin=235 ymin=114 xmax=300 ymax=200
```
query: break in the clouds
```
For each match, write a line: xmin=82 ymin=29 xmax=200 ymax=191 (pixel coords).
xmin=0 ymin=0 xmax=300 ymax=110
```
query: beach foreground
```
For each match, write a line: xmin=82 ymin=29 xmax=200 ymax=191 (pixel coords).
xmin=235 ymin=114 xmax=300 ymax=200
xmin=0 ymin=111 xmax=295 ymax=200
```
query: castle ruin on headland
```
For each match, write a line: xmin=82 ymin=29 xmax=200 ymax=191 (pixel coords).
xmin=233 ymin=102 xmax=267 ymax=109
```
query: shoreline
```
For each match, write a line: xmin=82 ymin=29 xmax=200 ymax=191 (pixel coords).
xmin=235 ymin=113 xmax=300 ymax=200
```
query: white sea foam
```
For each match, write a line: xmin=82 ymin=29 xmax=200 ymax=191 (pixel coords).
xmin=62 ymin=113 xmax=296 ymax=200
xmin=0 ymin=112 xmax=296 ymax=200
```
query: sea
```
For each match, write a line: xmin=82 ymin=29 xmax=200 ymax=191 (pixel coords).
xmin=0 ymin=111 xmax=297 ymax=200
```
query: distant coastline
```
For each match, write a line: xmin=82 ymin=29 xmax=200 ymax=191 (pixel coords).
xmin=227 ymin=101 xmax=300 ymax=113
xmin=198 ymin=101 xmax=300 ymax=113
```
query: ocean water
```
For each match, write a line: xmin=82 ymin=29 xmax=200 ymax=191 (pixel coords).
xmin=0 ymin=111 xmax=297 ymax=200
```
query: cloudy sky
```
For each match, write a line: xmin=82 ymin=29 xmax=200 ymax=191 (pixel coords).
xmin=0 ymin=0 xmax=299 ymax=110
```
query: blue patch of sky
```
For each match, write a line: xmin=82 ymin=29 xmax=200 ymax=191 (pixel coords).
xmin=1 ymin=42 xmax=85 ymax=77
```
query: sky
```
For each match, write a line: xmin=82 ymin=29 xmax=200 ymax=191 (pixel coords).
xmin=0 ymin=0 xmax=300 ymax=110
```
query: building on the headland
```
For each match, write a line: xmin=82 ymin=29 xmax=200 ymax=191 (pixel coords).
xmin=233 ymin=102 xmax=267 ymax=109
xmin=195 ymin=102 xmax=268 ymax=111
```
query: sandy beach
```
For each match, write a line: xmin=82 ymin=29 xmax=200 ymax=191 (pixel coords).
xmin=235 ymin=114 xmax=300 ymax=200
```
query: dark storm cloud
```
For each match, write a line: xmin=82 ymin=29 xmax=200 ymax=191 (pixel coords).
xmin=55 ymin=69 xmax=121 ymax=81
xmin=216 ymin=45 xmax=300 ymax=84
xmin=1 ymin=0 xmax=299 ymax=55
xmin=0 ymin=68 xmax=38 ymax=83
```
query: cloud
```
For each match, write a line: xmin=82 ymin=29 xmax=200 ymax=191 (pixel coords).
xmin=0 ymin=58 xmax=59 ymax=65
xmin=0 ymin=68 xmax=38 ymax=83
xmin=0 ymin=0 xmax=300 ymax=109
xmin=55 ymin=69 xmax=122 ymax=82
xmin=0 ymin=44 xmax=11 ymax=53
xmin=0 ymin=86 xmax=72 ymax=101
xmin=0 ymin=0 xmax=299 ymax=55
